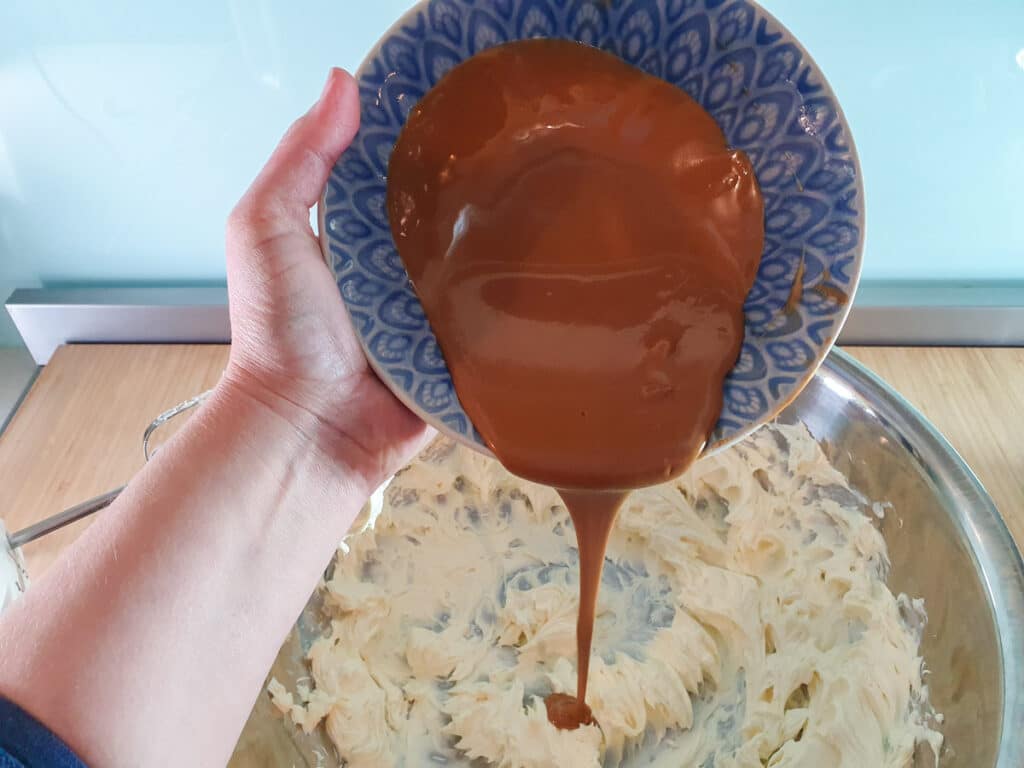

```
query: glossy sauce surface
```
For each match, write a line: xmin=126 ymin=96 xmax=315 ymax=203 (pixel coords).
xmin=387 ymin=39 xmax=764 ymax=730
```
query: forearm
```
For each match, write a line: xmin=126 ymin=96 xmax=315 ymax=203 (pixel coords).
xmin=0 ymin=382 xmax=368 ymax=767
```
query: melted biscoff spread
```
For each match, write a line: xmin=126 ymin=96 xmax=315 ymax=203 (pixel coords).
xmin=387 ymin=39 xmax=763 ymax=489
xmin=386 ymin=38 xmax=765 ymax=725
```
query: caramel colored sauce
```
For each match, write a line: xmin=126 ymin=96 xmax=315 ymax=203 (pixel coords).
xmin=547 ymin=489 xmax=625 ymax=730
xmin=544 ymin=692 xmax=596 ymax=731
xmin=387 ymin=39 xmax=764 ymax=730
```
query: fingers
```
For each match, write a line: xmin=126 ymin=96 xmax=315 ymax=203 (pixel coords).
xmin=229 ymin=68 xmax=360 ymax=248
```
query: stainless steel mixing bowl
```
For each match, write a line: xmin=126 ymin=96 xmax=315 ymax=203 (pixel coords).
xmin=230 ymin=349 xmax=1024 ymax=767
xmin=787 ymin=350 xmax=1024 ymax=767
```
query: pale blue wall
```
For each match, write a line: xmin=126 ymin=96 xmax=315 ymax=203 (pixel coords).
xmin=2 ymin=1 xmax=1022 ymax=345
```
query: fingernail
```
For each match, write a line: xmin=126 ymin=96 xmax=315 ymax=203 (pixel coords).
xmin=320 ymin=68 xmax=341 ymax=101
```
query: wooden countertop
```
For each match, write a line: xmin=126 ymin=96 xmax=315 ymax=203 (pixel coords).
xmin=0 ymin=344 xmax=1020 ymax=577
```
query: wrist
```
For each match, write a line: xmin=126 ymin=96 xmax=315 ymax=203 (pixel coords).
xmin=201 ymin=371 xmax=376 ymax=507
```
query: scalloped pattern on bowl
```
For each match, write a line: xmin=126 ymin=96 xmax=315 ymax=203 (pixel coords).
xmin=320 ymin=0 xmax=863 ymax=453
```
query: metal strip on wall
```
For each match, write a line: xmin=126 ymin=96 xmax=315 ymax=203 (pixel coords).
xmin=6 ymin=287 xmax=230 ymax=363
xmin=6 ymin=282 xmax=1024 ymax=365
xmin=839 ymin=281 xmax=1024 ymax=346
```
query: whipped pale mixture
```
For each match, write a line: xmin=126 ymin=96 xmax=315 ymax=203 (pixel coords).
xmin=270 ymin=424 xmax=942 ymax=767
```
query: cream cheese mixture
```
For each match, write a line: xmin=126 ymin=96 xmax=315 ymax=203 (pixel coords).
xmin=269 ymin=424 xmax=942 ymax=767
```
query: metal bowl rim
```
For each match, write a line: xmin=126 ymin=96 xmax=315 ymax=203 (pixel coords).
xmin=820 ymin=348 xmax=1024 ymax=768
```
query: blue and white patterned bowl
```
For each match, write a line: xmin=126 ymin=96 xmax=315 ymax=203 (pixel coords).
xmin=319 ymin=0 xmax=864 ymax=456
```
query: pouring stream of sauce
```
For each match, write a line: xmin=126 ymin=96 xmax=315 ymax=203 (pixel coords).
xmin=387 ymin=39 xmax=764 ymax=730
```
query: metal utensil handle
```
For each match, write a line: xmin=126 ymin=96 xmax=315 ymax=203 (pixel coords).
xmin=7 ymin=389 xmax=215 ymax=549
xmin=8 ymin=488 xmax=124 ymax=549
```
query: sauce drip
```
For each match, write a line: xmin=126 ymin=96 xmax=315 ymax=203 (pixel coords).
xmin=387 ymin=39 xmax=764 ymax=730
xmin=543 ymin=489 xmax=625 ymax=729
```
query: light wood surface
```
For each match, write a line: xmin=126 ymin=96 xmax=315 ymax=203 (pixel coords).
xmin=0 ymin=345 xmax=230 ymax=576
xmin=845 ymin=346 xmax=1024 ymax=547
xmin=0 ymin=344 xmax=1020 ymax=578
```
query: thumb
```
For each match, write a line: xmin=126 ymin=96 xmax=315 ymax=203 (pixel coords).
xmin=227 ymin=68 xmax=360 ymax=254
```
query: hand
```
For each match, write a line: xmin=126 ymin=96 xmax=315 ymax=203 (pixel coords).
xmin=223 ymin=68 xmax=430 ymax=493
xmin=0 ymin=69 xmax=433 ymax=768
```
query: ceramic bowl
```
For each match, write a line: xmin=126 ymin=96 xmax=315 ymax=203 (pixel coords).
xmin=318 ymin=0 xmax=864 ymax=454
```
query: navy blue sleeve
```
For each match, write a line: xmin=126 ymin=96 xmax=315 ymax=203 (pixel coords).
xmin=0 ymin=697 xmax=87 ymax=768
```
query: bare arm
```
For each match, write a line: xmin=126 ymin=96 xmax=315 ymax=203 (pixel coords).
xmin=0 ymin=69 xmax=428 ymax=768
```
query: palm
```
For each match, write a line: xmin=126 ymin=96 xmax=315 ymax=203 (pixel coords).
xmin=223 ymin=71 xmax=429 ymax=489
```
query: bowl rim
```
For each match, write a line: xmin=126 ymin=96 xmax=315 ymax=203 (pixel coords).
xmin=823 ymin=349 xmax=1024 ymax=767
xmin=701 ymin=0 xmax=865 ymax=458
xmin=318 ymin=0 xmax=866 ymax=460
